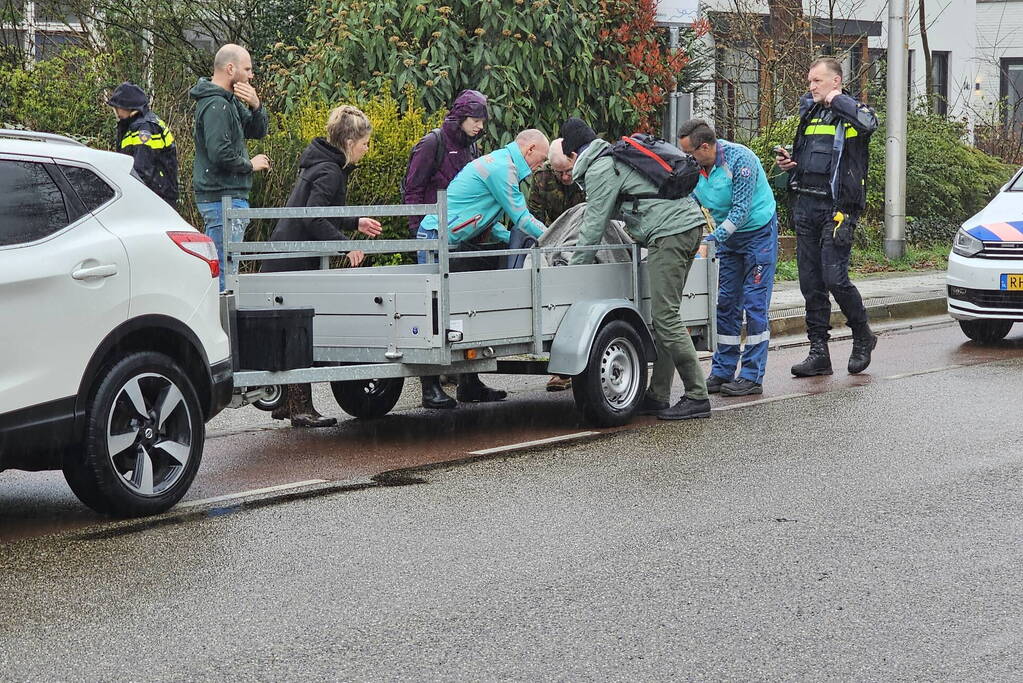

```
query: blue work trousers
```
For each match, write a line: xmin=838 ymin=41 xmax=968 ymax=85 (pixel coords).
xmin=710 ymin=213 xmax=778 ymax=384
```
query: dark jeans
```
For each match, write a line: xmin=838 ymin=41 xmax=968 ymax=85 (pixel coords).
xmin=792 ymin=194 xmax=868 ymax=341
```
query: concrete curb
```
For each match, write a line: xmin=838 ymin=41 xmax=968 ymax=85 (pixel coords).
xmin=769 ymin=295 xmax=948 ymax=337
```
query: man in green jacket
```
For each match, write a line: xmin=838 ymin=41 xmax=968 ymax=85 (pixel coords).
xmin=561 ymin=117 xmax=710 ymax=421
xmin=190 ymin=43 xmax=270 ymax=290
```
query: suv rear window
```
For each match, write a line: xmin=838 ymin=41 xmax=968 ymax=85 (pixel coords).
xmin=60 ymin=164 xmax=116 ymax=211
xmin=0 ymin=160 xmax=70 ymax=246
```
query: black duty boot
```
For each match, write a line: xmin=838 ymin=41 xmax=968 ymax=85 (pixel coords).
xmin=848 ymin=329 xmax=878 ymax=374
xmin=657 ymin=396 xmax=712 ymax=421
xmin=287 ymin=384 xmax=337 ymax=428
xmin=421 ymin=375 xmax=457 ymax=409
xmin=456 ymin=373 xmax=507 ymax=403
xmin=791 ymin=339 xmax=833 ymax=377
xmin=706 ymin=374 xmax=731 ymax=394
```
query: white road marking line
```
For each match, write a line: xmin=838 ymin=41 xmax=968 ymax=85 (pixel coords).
xmin=712 ymin=393 xmax=813 ymax=411
xmin=883 ymin=364 xmax=963 ymax=380
xmin=469 ymin=431 xmax=600 ymax=455
xmin=179 ymin=479 xmax=328 ymax=508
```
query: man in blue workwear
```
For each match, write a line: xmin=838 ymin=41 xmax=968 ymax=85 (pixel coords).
xmin=678 ymin=119 xmax=778 ymax=396
xmin=417 ymin=128 xmax=550 ymax=404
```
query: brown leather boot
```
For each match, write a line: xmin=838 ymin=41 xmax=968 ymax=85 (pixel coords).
xmin=286 ymin=384 xmax=337 ymax=428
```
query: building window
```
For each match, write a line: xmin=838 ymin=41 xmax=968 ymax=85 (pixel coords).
xmin=931 ymin=51 xmax=949 ymax=116
xmin=1000 ymin=58 xmax=1023 ymax=130
xmin=2 ymin=0 xmax=86 ymax=61
xmin=714 ymin=45 xmax=759 ymax=141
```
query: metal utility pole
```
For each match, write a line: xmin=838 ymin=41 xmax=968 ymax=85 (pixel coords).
xmin=668 ymin=25 xmax=681 ymax=140
xmin=884 ymin=0 xmax=908 ymax=259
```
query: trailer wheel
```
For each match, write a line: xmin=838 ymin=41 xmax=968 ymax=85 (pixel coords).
xmin=251 ymin=384 xmax=285 ymax=412
xmin=330 ymin=377 xmax=404 ymax=419
xmin=959 ymin=319 xmax=1013 ymax=344
xmin=573 ymin=320 xmax=647 ymax=427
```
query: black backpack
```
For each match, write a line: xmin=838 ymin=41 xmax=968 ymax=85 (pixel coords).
xmin=601 ymin=134 xmax=701 ymax=209
xmin=400 ymin=128 xmax=445 ymax=200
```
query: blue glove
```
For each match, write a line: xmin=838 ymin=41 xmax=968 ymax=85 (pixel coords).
xmin=706 ymin=226 xmax=731 ymax=243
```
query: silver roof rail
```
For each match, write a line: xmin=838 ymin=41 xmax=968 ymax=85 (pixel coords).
xmin=0 ymin=129 xmax=87 ymax=147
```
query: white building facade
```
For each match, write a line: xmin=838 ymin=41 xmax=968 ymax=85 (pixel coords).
xmin=674 ymin=0 xmax=985 ymax=140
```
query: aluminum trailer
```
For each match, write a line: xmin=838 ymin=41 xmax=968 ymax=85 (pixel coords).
xmin=221 ymin=192 xmax=717 ymax=427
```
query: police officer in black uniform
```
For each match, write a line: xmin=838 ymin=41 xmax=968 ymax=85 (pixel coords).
xmin=776 ymin=57 xmax=879 ymax=376
xmin=107 ymin=82 xmax=179 ymax=208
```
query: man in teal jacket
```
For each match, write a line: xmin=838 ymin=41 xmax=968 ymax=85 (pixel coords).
xmin=190 ymin=43 xmax=270 ymax=290
xmin=562 ymin=117 xmax=710 ymax=421
xmin=417 ymin=128 xmax=550 ymax=403
xmin=417 ymin=128 xmax=549 ymax=259
xmin=679 ymin=119 xmax=778 ymax=397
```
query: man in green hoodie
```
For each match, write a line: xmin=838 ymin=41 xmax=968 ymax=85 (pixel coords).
xmin=190 ymin=43 xmax=270 ymax=290
xmin=560 ymin=117 xmax=710 ymax=421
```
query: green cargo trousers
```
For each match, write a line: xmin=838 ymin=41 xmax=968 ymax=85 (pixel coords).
xmin=646 ymin=228 xmax=709 ymax=402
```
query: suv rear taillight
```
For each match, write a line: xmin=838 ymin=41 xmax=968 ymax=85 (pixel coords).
xmin=167 ymin=231 xmax=220 ymax=278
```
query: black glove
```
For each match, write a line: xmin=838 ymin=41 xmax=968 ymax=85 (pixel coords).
xmin=832 ymin=211 xmax=855 ymax=248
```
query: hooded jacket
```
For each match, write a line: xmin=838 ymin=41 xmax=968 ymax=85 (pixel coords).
xmin=190 ymin=77 xmax=269 ymax=203
xmin=570 ymin=138 xmax=705 ymax=265
xmin=403 ymin=90 xmax=488 ymax=235
xmin=418 ymin=140 xmax=546 ymax=247
xmin=115 ymin=108 xmax=178 ymax=206
xmin=261 ymin=137 xmax=359 ymax=273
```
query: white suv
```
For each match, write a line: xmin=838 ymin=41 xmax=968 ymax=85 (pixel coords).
xmin=0 ymin=130 xmax=232 ymax=517
xmin=947 ymin=165 xmax=1023 ymax=343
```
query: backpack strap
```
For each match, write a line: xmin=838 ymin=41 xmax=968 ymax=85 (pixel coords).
xmin=429 ymin=128 xmax=445 ymax=178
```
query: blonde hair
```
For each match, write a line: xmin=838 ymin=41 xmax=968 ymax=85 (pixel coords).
xmin=326 ymin=105 xmax=372 ymax=152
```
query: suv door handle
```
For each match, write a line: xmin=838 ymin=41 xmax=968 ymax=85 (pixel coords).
xmin=72 ymin=264 xmax=118 ymax=280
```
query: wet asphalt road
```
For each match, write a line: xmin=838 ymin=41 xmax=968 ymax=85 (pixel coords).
xmin=3 ymin=318 xmax=1023 ymax=543
xmin=1 ymin=321 xmax=1023 ymax=678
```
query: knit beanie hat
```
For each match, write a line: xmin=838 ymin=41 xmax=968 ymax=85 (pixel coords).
xmin=560 ymin=117 xmax=596 ymax=156
xmin=106 ymin=82 xmax=149 ymax=110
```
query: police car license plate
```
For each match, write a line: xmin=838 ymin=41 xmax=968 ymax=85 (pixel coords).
xmin=1000 ymin=274 xmax=1023 ymax=290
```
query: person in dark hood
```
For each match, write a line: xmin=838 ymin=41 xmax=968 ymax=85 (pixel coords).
xmin=402 ymin=89 xmax=489 ymax=410
xmin=261 ymin=105 xmax=383 ymax=428
xmin=107 ymin=82 xmax=179 ymax=207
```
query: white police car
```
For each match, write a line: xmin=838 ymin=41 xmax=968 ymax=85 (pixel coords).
xmin=947 ymin=166 xmax=1023 ymax=343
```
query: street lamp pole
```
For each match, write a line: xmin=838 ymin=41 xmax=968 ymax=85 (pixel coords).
xmin=884 ymin=0 xmax=908 ymax=259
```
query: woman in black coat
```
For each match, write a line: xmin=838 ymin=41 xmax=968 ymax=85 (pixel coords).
xmin=263 ymin=105 xmax=382 ymax=427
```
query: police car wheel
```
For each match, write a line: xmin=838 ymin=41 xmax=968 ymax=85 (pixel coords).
xmin=959 ymin=319 xmax=1012 ymax=344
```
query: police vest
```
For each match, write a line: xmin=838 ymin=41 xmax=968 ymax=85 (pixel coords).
xmin=791 ymin=111 xmax=860 ymax=199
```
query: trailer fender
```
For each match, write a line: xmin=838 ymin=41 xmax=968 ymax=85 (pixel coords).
xmin=548 ymin=299 xmax=656 ymax=376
